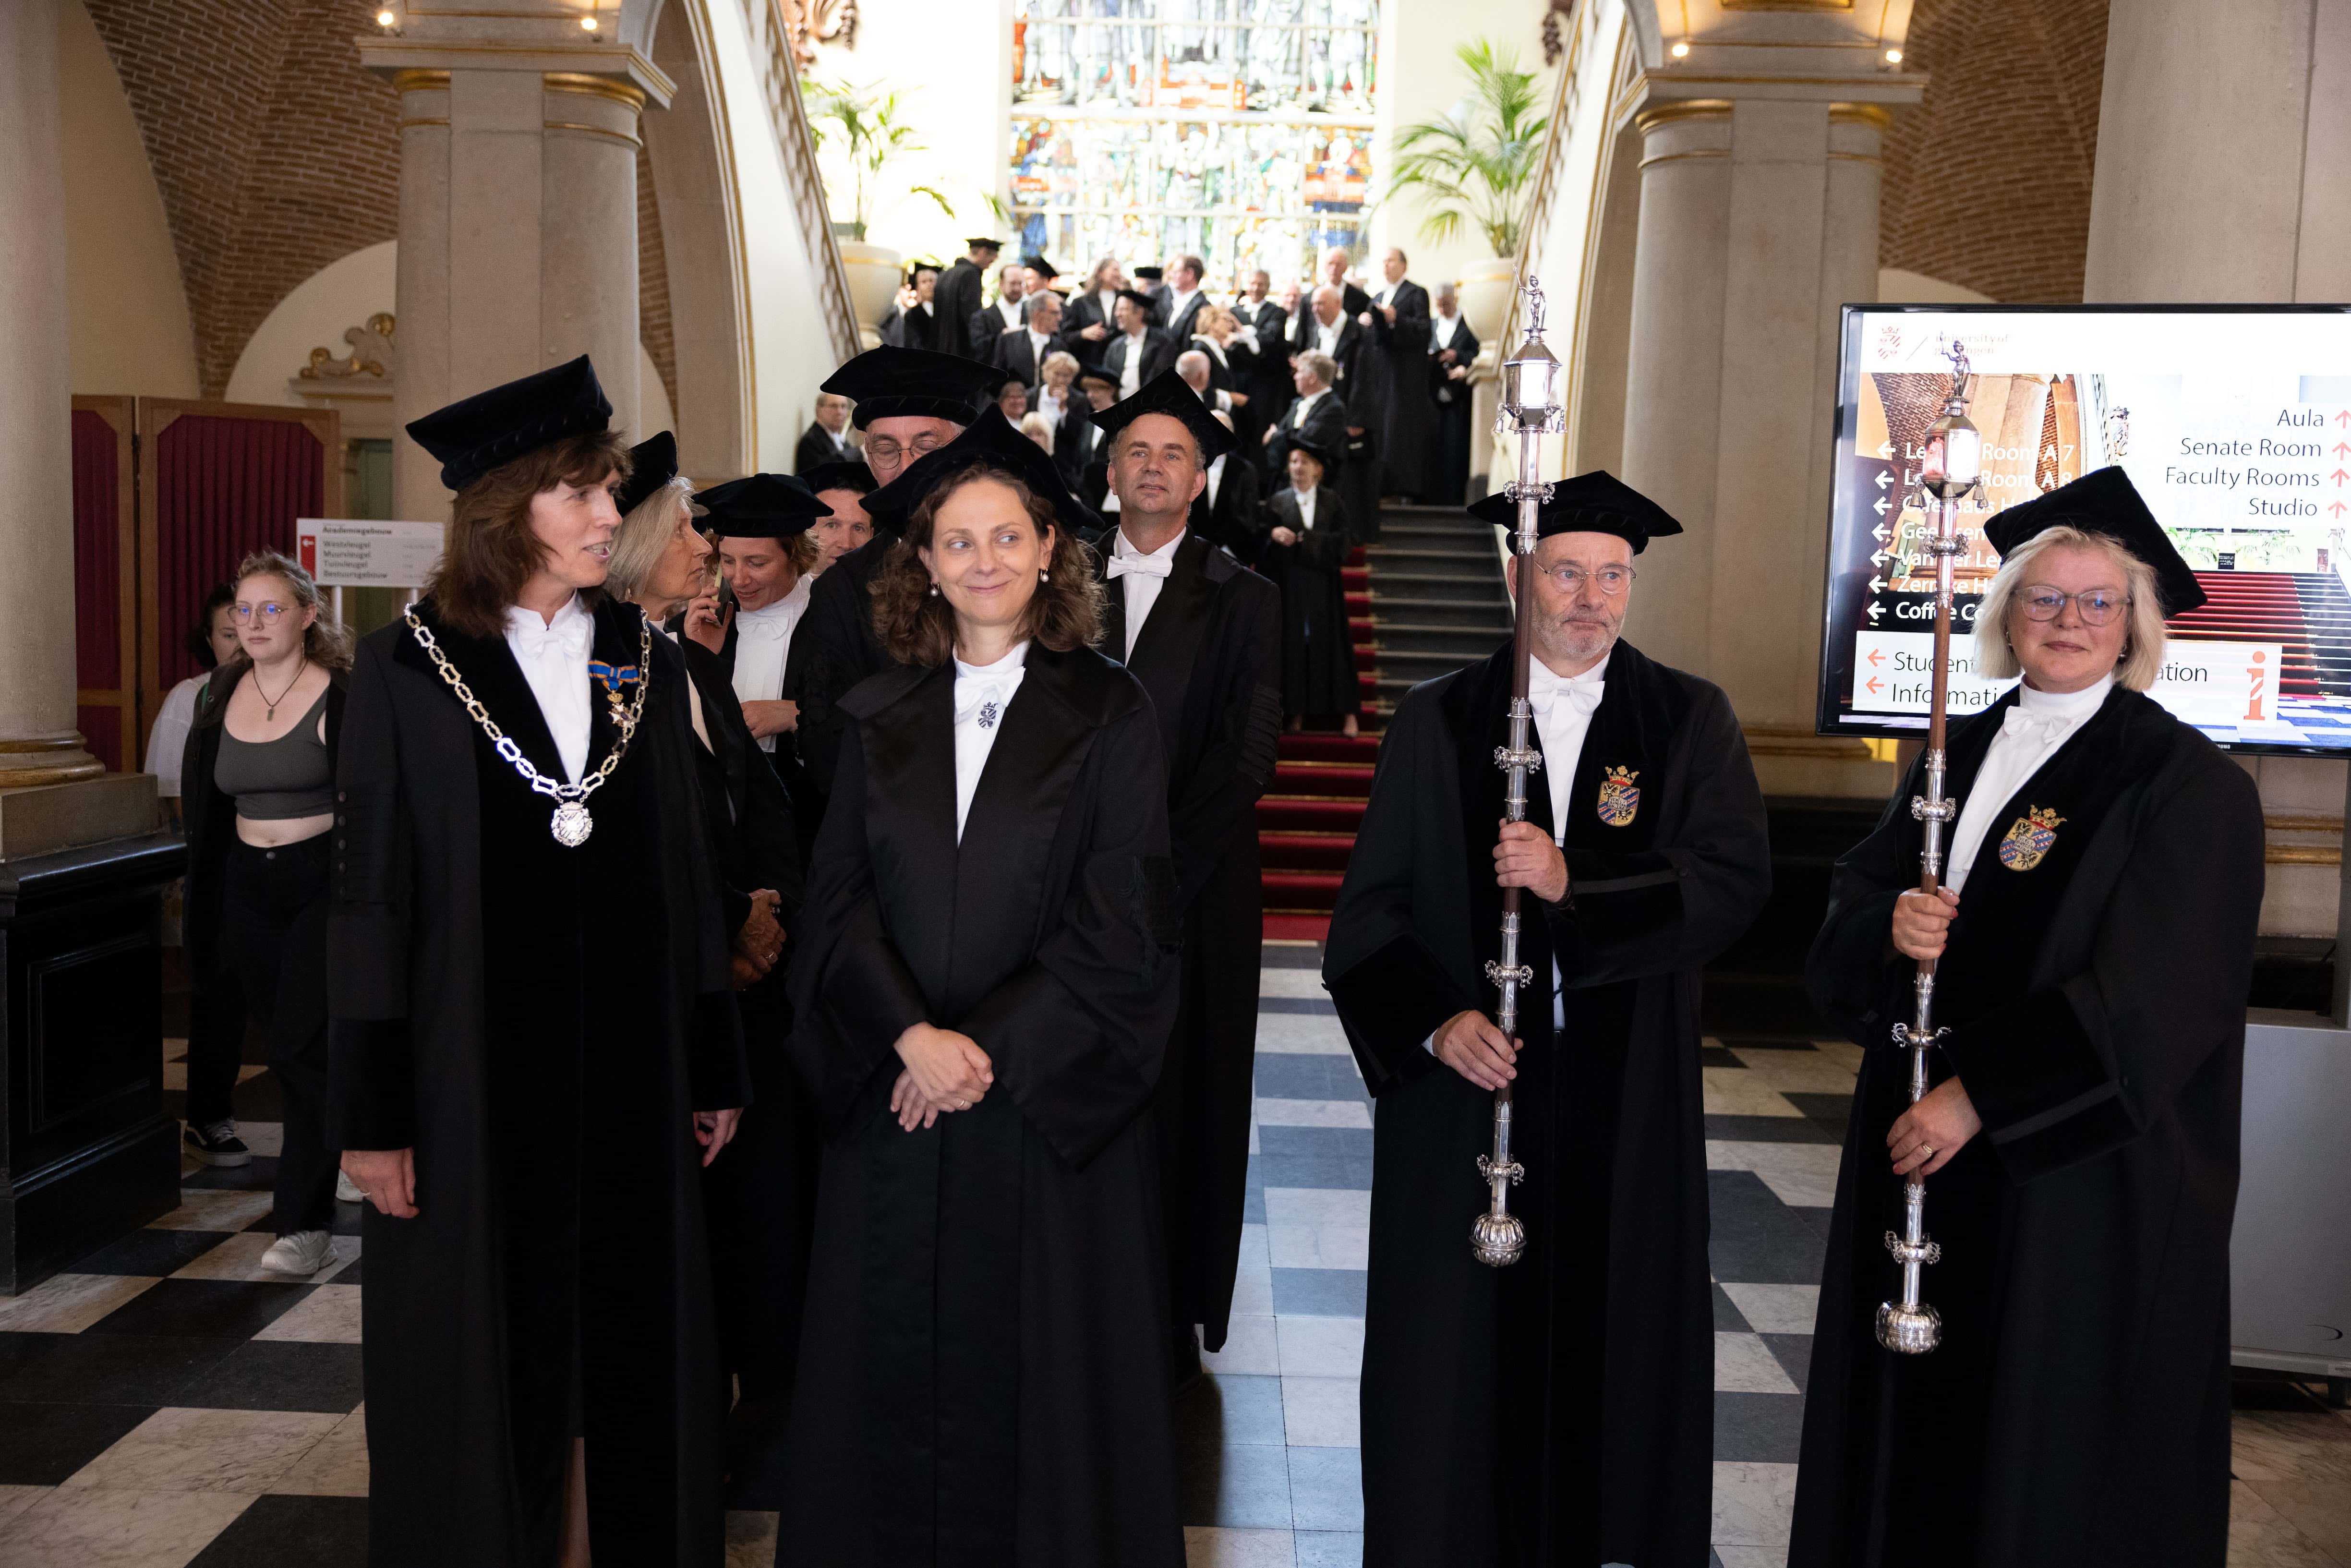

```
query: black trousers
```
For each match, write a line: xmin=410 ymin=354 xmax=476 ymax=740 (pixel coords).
xmin=217 ymin=833 xmax=337 ymax=1234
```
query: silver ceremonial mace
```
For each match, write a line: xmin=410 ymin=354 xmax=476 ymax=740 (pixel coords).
xmin=1877 ymin=339 xmax=1980 ymax=1352
xmin=1471 ymin=276 xmax=1567 ymax=1268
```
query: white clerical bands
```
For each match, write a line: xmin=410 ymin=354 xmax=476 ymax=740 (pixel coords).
xmin=1106 ymin=555 xmax=1172 ymax=581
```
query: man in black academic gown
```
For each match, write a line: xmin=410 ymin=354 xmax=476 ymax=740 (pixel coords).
xmin=1104 ymin=289 xmax=1179 ymax=397
xmin=1063 ymin=256 xmax=1127 ymax=370
xmin=993 ymin=286 xmax=1067 ymax=392
xmin=794 ymin=391 xmax=856 ymax=474
xmin=783 ymin=345 xmax=1008 ymax=803
xmin=1087 ymin=370 xmax=1283 ymax=1379
xmin=1056 ymin=365 xmax=1120 ymax=508
xmin=931 ymin=235 xmax=1001 ymax=361
xmin=1427 ymin=282 xmax=1481 ymax=506
xmin=1235 ymin=270 xmax=1294 ymax=465
xmin=965 ymin=259 xmax=1029 ymax=358
xmin=1324 ymin=472 xmax=1771 ymax=1568
xmin=1360 ymin=248 xmax=1434 ymax=501
xmin=1190 ymin=410 xmax=1262 ymax=556
xmin=1264 ymin=350 xmax=1349 ymax=478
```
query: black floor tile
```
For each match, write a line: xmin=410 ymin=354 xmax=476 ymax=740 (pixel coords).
xmin=68 ymin=1226 xmax=239 ymax=1276
xmin=1704 ymin=1114 xmax=1842 ymax=1145
xmin=0 ymin=1331 xmax=62 ymax=1385
xmin=1258 ymin=997 xmax=1338 ymax=1016
xmin=187 ymin=1493 xmax=369 ymax=1567
xmin=0 ymin=1400 xmax=156 ymax=1484
xmin=1271 ymin=1268 xmax=1367 ymax=1317
xmin=1784 ymin=1091 xmax=1855 ymax=1132
xmin=1 ymin=1333 xmax=242 ymax=1406
xmin=1713 ymin=1034 xmax=1827 ymax=1050
xmin=1254 ymin=1153 xmax=1374 ymax=1191
xmin=1178 ymin=1441 xmax=1292 ymax=1528
xmin=186 ymin=1158 xmax=280 ymax=1193
xmin=332 ymin=1257 xmax=363 ymax=1287
xmin=1707 ymin=1171 xmax=1829 ymax=1286
xmin=81 ymin=1279 xmax=313 ymax=1341
xmin=1241 ymin=1187 xmax=1266 ymax=1226
xmin=1176 ymin=1373 xmax=1286 ymax=1447
xmin=1762 ymin=1331 xmax=1813 ymax=1395
xmin=1260 ymin=946 xmax=1325 ymax=970
xmin=1700 ymin=1045 xmax=1744 ymax=1069
xmin=1711 ymin=1283 xmax=1751 ymax=1331
xmin=1258 ymin=1126 xmax=1373 ymax=1166
xmin=175 ymin=1339 xmax=364 ymax=1415
xmin=1713 ymin=1389 xmax=1807 ymax=1463
xmin=1253 ymin=1054 xmax=1370 ymax=1102
xmin=1788 ymin=1205 xmax=1836 ymax=1240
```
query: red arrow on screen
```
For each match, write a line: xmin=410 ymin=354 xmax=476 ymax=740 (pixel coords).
xmin=2338 ymin=411 xmax=2351 ymax=427
xmin=1868 ymin=648 xmax=1886 ymax=666
xmin=1865 ymin=677 xmax=1884 ymax=696
xmin=2335 ymin=469 xmax=2349 ymax=486
xmin=2335 ymin=441 xmax=2351 ymax=458
xmin=2332 ymin=501 xmax=2348 ymax=519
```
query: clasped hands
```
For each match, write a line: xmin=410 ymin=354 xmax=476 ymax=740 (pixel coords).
xmin=729 ymin=889 xmax=784 ymax=989
xmin=890 ymin=1021 xmax=995 ymax=1132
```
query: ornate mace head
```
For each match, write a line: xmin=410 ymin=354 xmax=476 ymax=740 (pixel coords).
xmin=1498 ymin=276 xmax=1567 ymax=437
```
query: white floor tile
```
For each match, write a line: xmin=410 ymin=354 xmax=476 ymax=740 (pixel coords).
xmin=271 ymin=1406 xmax=368 ymax=1496
xmin=147 ymin=1192 xmax=275 ymax=1232
xmin=1705 ymin=1142 xmax=1845 ymax=1207
xmin=1714 ymin=1332 xmax=1800 ymax=1394
xmin=1702 ymin=1068 xmax=1802 ymax=1118
xmin=724 ymin=1510 xmax=779 ymax=1568
xmin=1720 ymin=1283 xmax=1821 ymax=1336
xmin=1262 ymin=1189 xmax=1371 ymax=1228
xmin=1183 ymin=1525 xmax=1296 ymax=1567
xmin=1201 ymin=1314 xmax=1281 ymax=1376
xmin=0 ymin=1487 xmax=50 ymax=1529
xmin=1256 ymin=1014 xmax=1352 ymax=1056
xmin=1712 ymin=1548 xmax=1788 ymax=1568
xmin=1276 ymin=1316 xmax=1364 ymax=1378
xmin=1255 ymin=1098 xmax=1372 ymax=1130
xmin=1236 ymin=1222 xmax=1271 ymax=1269
xmin=60 ymin=1408 xmax=341 ymax=1495
xmin=0 ymin=1275 xmax=159 ymax=1335
xmin=173 ymin=1233 xmax=359 ymax=1285
xmin=1258 ymin=971 xmax=1330 ymax=1001
xmin=1728 ymin=1047 xmax=1862 ymax=1093
xmin=0 ymin=1487 xmax=257 ymax=1568
xmin=1711 ymin=1460 xmax=1798 ymax=1548
xmin=1281 ymin=1376 xmax=1360 ymax=1447
xmin=1266 ymin=1224 xmax=1370 ymax=1271
xmin=253 ymin=1284 xmax=364 ymax=1344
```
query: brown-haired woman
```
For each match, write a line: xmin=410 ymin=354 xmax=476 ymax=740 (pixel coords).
xmin=328 ymin=358 xmax=747 ymax=1567
xmin=783 ymin=411 xmax=1187 ymax=1566
xmin=180 ymin=551 xmax=352 ymax=1273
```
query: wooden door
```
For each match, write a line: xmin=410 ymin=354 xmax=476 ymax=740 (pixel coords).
xmin=70 ymin=397 xmax=138 ymax=772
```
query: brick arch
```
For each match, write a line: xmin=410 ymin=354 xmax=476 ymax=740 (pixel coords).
xmin=1880 ymin=0 xmax=2113 ymax=304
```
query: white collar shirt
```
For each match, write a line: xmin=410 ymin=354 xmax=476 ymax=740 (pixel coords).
xmin=730 ymin=574 xmax=812 ymax=752
xmin=1531 ymin=651 xmax=1610 ymax=1026
xmin=1293 ymin=485 xmax=1317 ymax=531
xmin=998 ymin=296 xmax=1025 ymax=329
xmin=1291 ymin=387 xmax=1327 ymax=426
xmin=1314 ymin=318 xmax=1342 ymax=356
xmin=1119 ymin=330 xmax=1148 ymax=397
xmin=1027 ymin=326 xmax=1051 ymax=366
xmin=504 ymin=592 xmax=594 ymax=785
xmin=1433 ymin=312 xmax=1462 ymax=349
xmin=1943 ymin=675 xmax=2112 ymax=894
xmin=1168 ymin=286 xmax=1198 ymax=323
xmin=1206 ymin=453 xmax=1227 ymax=509
xmin=1106 ymin=528 xmax=1185 ymax=658
xmin=952 ymin=640 xmax=1030 ymax=841
xmin=1038 ymin=385 xmax=1067 ymax=427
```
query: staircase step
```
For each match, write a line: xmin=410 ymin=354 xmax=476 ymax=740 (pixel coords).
xmin=1257 ymin=796 xmax=1369 ymax=832
xmin=1263 ymin=870 xmax=1346 ymax=910
xmin=1274 ymin=760 xmax=1375 ymax=796
xmin=1280 ymin=733 xmax=1383 ymax=763
xmin=1259 ymin=832 xmax=1359 ymax=871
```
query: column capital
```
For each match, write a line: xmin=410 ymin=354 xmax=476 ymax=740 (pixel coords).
xmin=1613 ymin=48 xmax=1924 ymax=135
xmin=360 ymin=29 xmax=673 ymax=110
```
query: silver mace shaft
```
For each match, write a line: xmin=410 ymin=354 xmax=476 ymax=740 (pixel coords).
xmin=1876 ymin=346 xmax=1977 ymax=1353
xmin=1471 ymin=275 xmax=1564 ymax=1269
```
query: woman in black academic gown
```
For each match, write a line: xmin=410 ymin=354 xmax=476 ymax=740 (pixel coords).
xmin=781 ymin=416 xmax=1185 ymax=1566
xmin=608 ymin=435 xmax=820 ymax=1508
xmin=329 ymin=358 xmax=747 ymax=1568
xmin=1793 ymin=468 xmax=2264 ymax=1568
xmin=1261 ymin=435 xmax=1361 ymax=736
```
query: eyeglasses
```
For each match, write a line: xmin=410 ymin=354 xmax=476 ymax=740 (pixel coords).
xmin=2018 ymin=586 xmax=2129 ymax=626
xmin=232 ymin=603 xmax=289 ymax=623
xmin=1537 ymin=565 xmax=1636 ymax=596
xmin=862 ymin=433 xmax=950 ymax=464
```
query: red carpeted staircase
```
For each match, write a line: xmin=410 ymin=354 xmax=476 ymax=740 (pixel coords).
xmin=1256 ymin=507 xmax=1516 ymax=941
xmin=2165 ymin=569 xmax=2351 ymax=698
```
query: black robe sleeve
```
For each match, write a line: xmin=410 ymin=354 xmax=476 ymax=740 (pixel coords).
xmin=1167 ymin=579 xmax=1283 ymax=911
xmin=326 ymin=635 xmax=420 ymax=1151
xmin=1939 ymin=749 xmax=2262 ymax=1180
xmin=958 ymin=703 xmax=1182 ymax=1169
xmin=1540 ymin=683 xmax=1772 ymax=982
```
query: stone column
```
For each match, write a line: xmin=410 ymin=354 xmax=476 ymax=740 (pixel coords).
xmin=0 ymin=0 xmax=98 ymax=794
xmin=365 ymin=12 xmax=667 ymax=522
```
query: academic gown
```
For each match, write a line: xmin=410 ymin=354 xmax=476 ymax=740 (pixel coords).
xmin=1791 ymin=685 xmax=2263 ymax=1568
xmin=1262 ymin=485 xmax=1359 ymax=720
xmin=783 ymin=531 xmax=900 ymax=805
xmin=674 ymin=633 xmax=819 ymax=1508
xmin=1094 ymin=532 xmax=1284 ymax=1351
xmin=931 ymin=258 xmax=986 ymax=360
xmin=779 ymin=642 xmax=1186 ymax=1567
xmin=1324 ymin=639 xmax=1771 ymax=1568
xmin=1190 ymin=458 xmax=1263 ymax=558
xmin=327 ymin=596 xmax=746 ymax=1568
xmin=1428 ymin=316 xmax=1482 ymax=506
xmin=1362 ymin=280 xmax=1433 ymax=500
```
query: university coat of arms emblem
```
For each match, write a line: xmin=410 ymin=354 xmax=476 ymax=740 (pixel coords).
xmin=1998 ymin=805 xmax=2065 ymax=871
xmin=1596 ymin=765 xmax=1640 ymax=828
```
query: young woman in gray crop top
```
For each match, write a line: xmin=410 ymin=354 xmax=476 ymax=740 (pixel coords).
xmin=180 ymin=550 xmax=352 ymax=1280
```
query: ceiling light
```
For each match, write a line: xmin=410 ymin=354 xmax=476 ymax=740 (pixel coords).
xmin=1670 ymin=40 xmax=1690 ymax=59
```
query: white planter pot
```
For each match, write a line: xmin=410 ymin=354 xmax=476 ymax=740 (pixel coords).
xmin=1457 ymin=256 xmax=1517 ymax=346
xmin=836 ymin=240 xmax=904 ymax=334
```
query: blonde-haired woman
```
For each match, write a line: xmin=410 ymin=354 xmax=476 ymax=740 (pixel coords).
xmin=781 ymin=409 xmax=1185 ymax=1565
xmin=181 ymin=549 xmax=353 ymax=1272
xmin=1794 ymin=467 xmax=2264 ymax=1567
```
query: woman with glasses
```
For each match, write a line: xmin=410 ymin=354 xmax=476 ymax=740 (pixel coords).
xmin=781 ymin=412 xmax=1184 ymax=1565
xmin=1262 ymin=434 xmax=1362 ymax=736
xmin=180 ymin=552 xmax=352 ymax=1270
xmin=1794 ymin=467 xmax=2264 ymax=1567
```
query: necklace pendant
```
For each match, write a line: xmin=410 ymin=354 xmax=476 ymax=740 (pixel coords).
xmin=550 ymin=801 xmax=593 ymax=847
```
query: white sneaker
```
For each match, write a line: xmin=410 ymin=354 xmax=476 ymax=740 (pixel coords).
xmin=335 ymin=1170 xmax=365 ymax=1205
xmin=259 ymin=1230 xmax=334 ymax=1276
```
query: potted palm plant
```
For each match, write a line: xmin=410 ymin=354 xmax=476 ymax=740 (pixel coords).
xmin=801 ymin=76 xmax=958 ymax=340
xmin=1384 ymin=41 xmax=1549 ymax=342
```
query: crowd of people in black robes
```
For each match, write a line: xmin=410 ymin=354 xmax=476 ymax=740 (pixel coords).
xmin=263 ymin=242 xmax=2267 ymax=1568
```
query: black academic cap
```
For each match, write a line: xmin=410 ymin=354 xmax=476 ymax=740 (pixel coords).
xmin=966 ymin=236 xmax=1004 ymax=251
xmin=1093 ymin=367 xmax=1237 ymax=461
xmin=802 ymin=458 xmax=877 ymax=498
xmin=697 ymin=472 xmax=832 ymax=540
xmin=1115 ymin=288 xmax=1158 ymax=314
xmin=820 ymin=346 xmax=1008 ymax=430
xmin=865 ymin=407 xmax=1102 ymax=543
xmin=1133 ymin=266 xmax=1165 ymax=282
xmin=1076 ymin=365 xmax=1121 ymax=391
xmin=1982 ymin=465 xmax=2206 ymax=616
xmin=406 ymin=354 xmax=611 ymax=492
xmin=1466 ymin=469 xmax=1685 ymax=555
xmin=613 ymin=431 xmax=684 ymax=518
xmin=1279 ymin=433 xmax=1337 ymax=471
xmin=1021 ymin=254 xmax=1059 ymax=280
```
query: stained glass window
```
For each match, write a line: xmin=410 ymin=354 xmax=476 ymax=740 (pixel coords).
xmin=1009 ymin=0 xmax=1378 ymax=288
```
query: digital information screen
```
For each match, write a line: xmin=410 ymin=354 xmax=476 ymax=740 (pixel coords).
xmin=1818 ymin=305 xmax=2351 ymax=756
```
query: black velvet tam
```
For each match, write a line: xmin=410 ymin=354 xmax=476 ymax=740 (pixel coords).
xmin=1022 ymin=254 xmax=1059 ymax=280
xmin=1077 ymin=366 xmax=1121 ymax=393
xmin=1092 ymin=368 xmax=1238 ymax=460
xmin=614 ymin=431 xmax=693 ymax=519
xmin=1115 ymin=288 xmax=1158 ymax=315
xmin=407 ymin=354 xmax=612 ymax=492
xmin=1982 ymin=464 xmax=2207 ymax=616
xmin=802 ymin=459 xmax=877 ymax=498
xmin=865 ymin=407 xmax=1101 ymax=542
xmin=698 ymin=473 xmax=833 ymax=541
xmin=822 ymin=346 xmax=1009 ymax=429
xmin=1467 ymin=468 xmax=1685 ymax=554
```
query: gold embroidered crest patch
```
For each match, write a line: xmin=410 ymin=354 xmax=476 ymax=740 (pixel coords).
xmin=1997 ymin=806 xmax=2065 ymax=871
xmin=1596 ymin=765 xmax=1640 ymax=828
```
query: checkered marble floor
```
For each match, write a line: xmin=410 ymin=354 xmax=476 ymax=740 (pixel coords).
xmin=3 ymin=964 xmax=2347 ymax=1567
